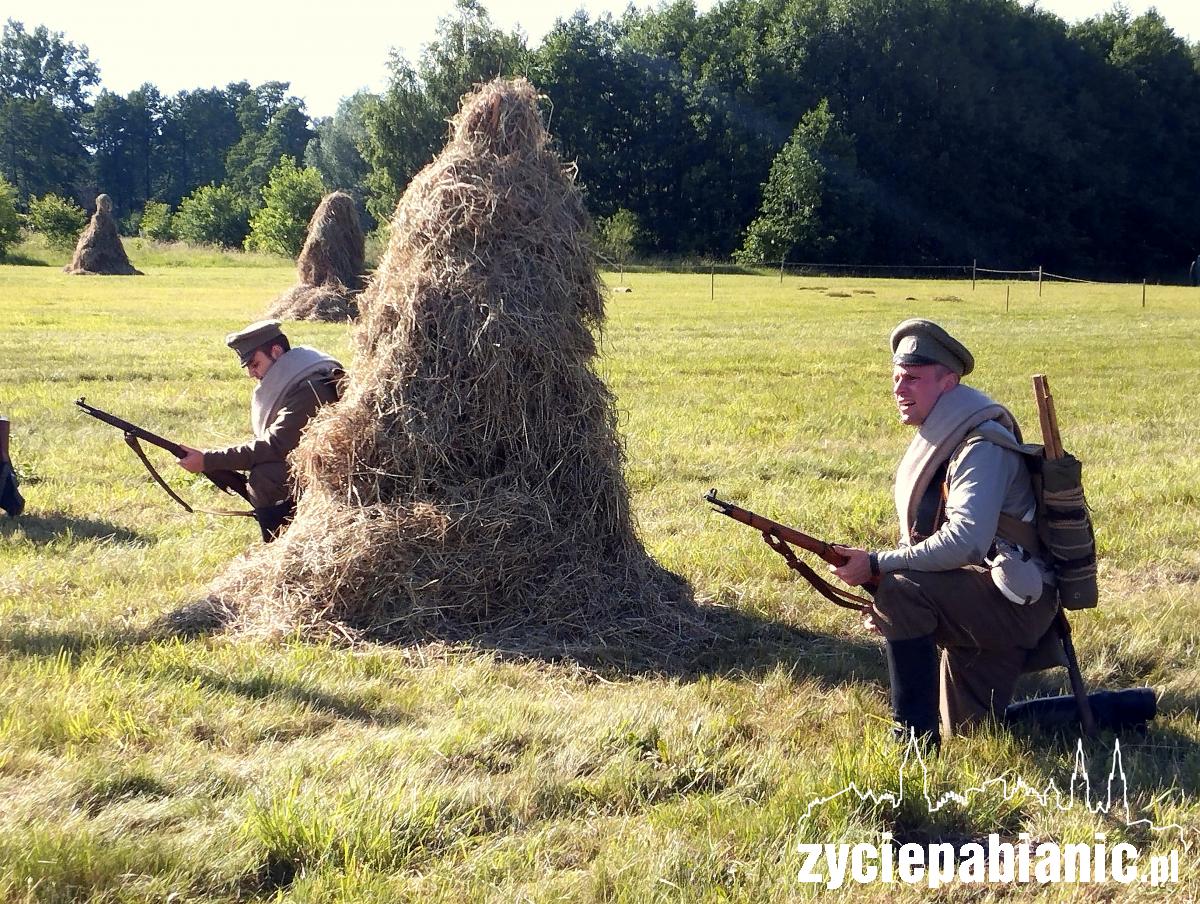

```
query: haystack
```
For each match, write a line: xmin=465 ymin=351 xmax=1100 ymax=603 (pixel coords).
xmin=267 ymin=191 xmax=364 ymax=322
xmin=64 ymin=194 xmax=142 ymax=275
xmin=204 ymin=79 xmax=693 ymax=652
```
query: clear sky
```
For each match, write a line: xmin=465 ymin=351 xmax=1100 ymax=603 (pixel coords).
xmin=5 ymin=0 xmax=1197 ymax=118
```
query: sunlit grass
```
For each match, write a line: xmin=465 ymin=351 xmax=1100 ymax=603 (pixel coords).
xmin=0 ymin=262 xmax=1196 ymax=900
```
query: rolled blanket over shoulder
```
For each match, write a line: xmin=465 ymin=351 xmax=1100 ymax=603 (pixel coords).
xmin=250 ymin=346 xmax=342 ymax=440
xmin=894 ymin=384 xmax=1018 ymax=543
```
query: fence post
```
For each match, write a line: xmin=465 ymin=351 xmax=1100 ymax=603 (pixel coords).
xmin=972 ymin=259 xmax=977 ymax=291
xmin=780 ymin=258 xmax=785 ymax=284
xmin=1142 ymin=279 xmax=1146 ymax=308
xmin=1038 ymin=266 xmax=1043 ymax=297
xmin=1006 ymin=285 xmax=1010 ymax=313
xmin=710 ymin=264 xmax=715 ymax=300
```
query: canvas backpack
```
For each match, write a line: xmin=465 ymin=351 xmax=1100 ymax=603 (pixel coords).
xmin=959 ymin=423 xmax=1098 ymax=610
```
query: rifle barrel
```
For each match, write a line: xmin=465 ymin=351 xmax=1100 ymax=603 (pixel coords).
xmin=75 ymin=398 xmax=187 ymax=458
xmin=704 ymin=488 xmax=847 ymax=567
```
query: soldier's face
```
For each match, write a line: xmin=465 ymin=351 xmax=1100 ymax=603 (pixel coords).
xmin=245 ymin=349 xmax=277 ymax=381
xmin=892 ymin=363 xmax=958 ymax=426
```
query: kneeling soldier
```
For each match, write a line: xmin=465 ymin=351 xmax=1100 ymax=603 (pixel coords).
xmin=831 ymin=319 xmax=1058 ymax=747
xmin=178 ymin=320 xmax=342 ymax=541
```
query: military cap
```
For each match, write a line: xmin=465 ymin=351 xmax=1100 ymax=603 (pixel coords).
xmin=890 ymin=319 xmax=973 ymax=376
xmin=226 ymin=319 xmax=286 ymax=366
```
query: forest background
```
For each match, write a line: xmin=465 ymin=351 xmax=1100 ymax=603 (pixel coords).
xmin=3 ymin=0 xmax=1200 ymax=278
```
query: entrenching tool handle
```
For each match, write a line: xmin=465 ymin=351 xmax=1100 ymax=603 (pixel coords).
xmin=1032 ymin=375 xmax=1097 ymax=737
xmin=1032 ymin=375 xmax=1064 ymax=459
xmin=1053 ymin=610 xmax=1096 ymax=736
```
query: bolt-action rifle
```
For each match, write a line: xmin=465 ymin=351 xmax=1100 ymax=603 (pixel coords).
xmin=76 ymin=397 xmax=253 ymax=515
xmin=704 ymin=489 xmax=874 ymax=612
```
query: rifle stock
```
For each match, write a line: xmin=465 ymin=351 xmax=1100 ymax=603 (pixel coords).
xmin=76 ymin=397 xmax=252 ymax=506
xmin=705 ymin=489 xmax=876 ymax=612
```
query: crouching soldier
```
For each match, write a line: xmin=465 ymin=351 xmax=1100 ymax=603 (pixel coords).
xmin=178 ymin=320 xmax=341 ymax=541
xmin=830 ymin=320 xmax=1058 ymax=747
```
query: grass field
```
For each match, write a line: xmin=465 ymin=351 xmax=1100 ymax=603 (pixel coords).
xmin=1 ymin=245 xmax=1198 ymax=901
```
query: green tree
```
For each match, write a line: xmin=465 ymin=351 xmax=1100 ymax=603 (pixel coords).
xmin=305 ymin=91 xmax=373 ymax=223
xmin=737 ymin=100 xmax=870 ymax=264
xmin=596 ymin=208 xmax=642 ymax=269
xmin=244 ymin=156 xmax=325 ymax=257
xmin=173 ymin=183 xmax=250 ymax=248
xmin=139 ymin=200 xmax=172 ymax=241
xmin=0 ymin=19 xmax=99 ymax=200
xmin=362 ymin=0 xmax=529 ymax=221
xmin=25 ymin=192 xmax=86 ymax=249
xmin=224 ymin=82 xmax=313 ymax=199
xmin=361 ymin=59 xmax=440 ymax=224
xmin=0 ymin=175 xmax=20 ymax=258
xmin=155 ymin=85 xmax=244 ymax=206
xmin=87 ymin=83 xmax=164 ymax=218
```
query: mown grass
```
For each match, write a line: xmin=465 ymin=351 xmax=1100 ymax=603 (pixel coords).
xmin=0 ymin=260 xmax=1197 ymax=901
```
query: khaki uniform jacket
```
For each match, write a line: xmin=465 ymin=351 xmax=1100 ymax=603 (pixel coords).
xmin=203 ymin=372 xmax=339 ymax=507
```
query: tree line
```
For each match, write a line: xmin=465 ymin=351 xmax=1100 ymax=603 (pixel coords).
xmin=3 ymin=0 xmax=1199 ymax=277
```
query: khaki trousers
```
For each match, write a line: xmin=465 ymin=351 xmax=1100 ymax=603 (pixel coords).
xmin=871 ymin=566 xmax=1058 ymax=734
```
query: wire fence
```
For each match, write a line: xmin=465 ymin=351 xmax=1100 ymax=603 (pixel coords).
xmin=601 ymin=255 xmax=1175 ymax=308
xmin=602 ymin=253 xmax=1187 ymax=286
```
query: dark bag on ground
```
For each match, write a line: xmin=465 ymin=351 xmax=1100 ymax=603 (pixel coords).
xmin=1005 ymin=688 xmax=1156 ymax=732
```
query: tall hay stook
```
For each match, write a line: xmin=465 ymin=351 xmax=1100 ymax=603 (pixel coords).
xmin=267 ymin=190 xmax=365 ymax=322
xmin=64 ymin=194 xmax=142 ymax=276
xmin=210 ymin=79 xmax=692 ymax=650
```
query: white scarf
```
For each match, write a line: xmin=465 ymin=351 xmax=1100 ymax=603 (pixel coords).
xmin=894 ymin=384 xmax=1018 ymax=543
xmin=250 ymin=346 xmax=342 ymax=439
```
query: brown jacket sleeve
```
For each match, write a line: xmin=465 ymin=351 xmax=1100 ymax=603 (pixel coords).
xmin=202 ymin=374 xmax=339 ymax=473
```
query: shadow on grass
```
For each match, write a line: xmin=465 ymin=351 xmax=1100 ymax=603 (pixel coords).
xmin=0 ymin=253 xmax=51 ymax=266
xmin=462 ymin=603 xmax=888 ymax=687
xmin=159 ymin=662 xmax=418 ymax=727
xmin=0 ymin=624 xmax=139 ymax=661
xmin=159 ymin=591 xmax=887 ymax=690
xmin=0 ymin=622 xmax=418 ymax=727
xmin=1 ymin=511 xmax=147 ymax=545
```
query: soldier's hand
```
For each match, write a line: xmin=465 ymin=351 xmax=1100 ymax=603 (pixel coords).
xmin=830 ymin=545 xmax=873 ymax=587
xmin=177 ymin=445 xmax=205 ymax=474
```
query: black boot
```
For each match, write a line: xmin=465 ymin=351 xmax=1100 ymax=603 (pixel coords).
xmin=0 ymin=461 xmax=23 ymax=518
xmin=886 ymin=634 xmax=941 ymax=749
xmin=254 ymin=498 xmax=295 ymax=542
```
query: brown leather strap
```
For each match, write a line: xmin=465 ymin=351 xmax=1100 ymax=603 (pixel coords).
xmin=761 ymin=532 xmax=874 ymax=613
xmin=996 ymin=511 xmax=1041 ymax=553
xmin=124 ymin=433 xmax=255 ymax=518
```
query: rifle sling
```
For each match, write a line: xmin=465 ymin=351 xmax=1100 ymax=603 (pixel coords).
xmin=123 ymin=433 xmax=255 ymax=518
xmin=761 ymin=532 xmax=874 ymax=613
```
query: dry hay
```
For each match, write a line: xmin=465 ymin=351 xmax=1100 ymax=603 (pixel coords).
xmin=64 ymin=194 xmax=142 ymax=276
xmin=204 ymin=79 xmax=697 ymax=657
xmin=933 ymin=294 xmax=963 ymax=303
xmin=268 ymin=283 xmax=358 ymax=322
xmin=267 ymin=191 xmax=365 ymax=322
xmin=825 ymin=290 xmax=852 ymax=298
